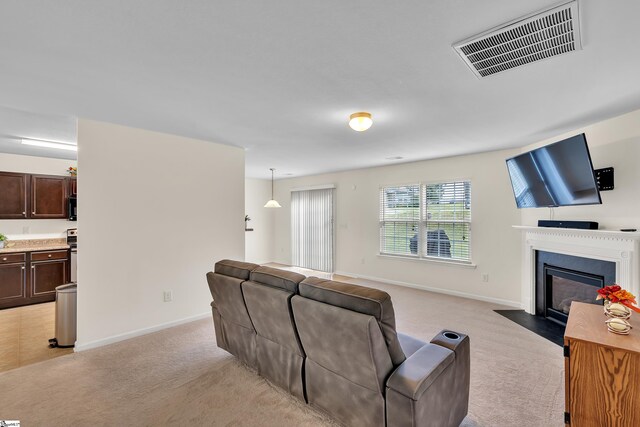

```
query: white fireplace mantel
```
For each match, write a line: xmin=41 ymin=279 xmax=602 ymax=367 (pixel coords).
xmin=514 ymin=226 xmax=640 ymax=314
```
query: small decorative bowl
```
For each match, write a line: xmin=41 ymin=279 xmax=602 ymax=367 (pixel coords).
xmin=606 ymin=318 xmax=632 ymax=335
xmin=604 ymin=302 xmax=632 ymax=320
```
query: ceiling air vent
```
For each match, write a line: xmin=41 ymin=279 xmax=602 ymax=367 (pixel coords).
xmin=453 ymin=1 xmax=582 ymax=78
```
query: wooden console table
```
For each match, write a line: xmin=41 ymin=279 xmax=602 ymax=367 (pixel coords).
xmin=564 ymin=302 xmax=640 ymax=426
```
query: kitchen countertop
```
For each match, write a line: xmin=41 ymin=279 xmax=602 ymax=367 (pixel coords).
xmin=0 ymin=238 xmax=69 ymax=254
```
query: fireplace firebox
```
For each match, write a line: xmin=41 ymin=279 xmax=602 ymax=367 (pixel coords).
xmin=543 ymin=265 xmax=603 ymax=324
xmin=535 ymin=251 xmax=615 ymax=326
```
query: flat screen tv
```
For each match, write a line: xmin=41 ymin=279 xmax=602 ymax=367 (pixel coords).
xmin=506 ymin=134 xmax=602 ymax=208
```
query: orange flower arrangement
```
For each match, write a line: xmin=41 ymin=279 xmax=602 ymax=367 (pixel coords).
xmin=68 ymin=166 xmax=77 ymax=176
xmin=597 ymin=285 xmax=640 ymax=313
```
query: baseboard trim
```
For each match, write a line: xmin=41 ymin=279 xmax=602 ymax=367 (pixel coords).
xmin=334 ymin=270 xmax=522 ymax=309
xmin=75 ymin=312 xmax=210 ymax=352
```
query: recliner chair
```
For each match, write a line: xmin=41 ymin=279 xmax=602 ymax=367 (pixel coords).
xmin=293 ymin=277 xmax=469 ymax=427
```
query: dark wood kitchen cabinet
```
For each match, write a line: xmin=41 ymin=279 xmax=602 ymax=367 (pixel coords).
xmin=0 ymin=250 xmax=69 ymax=309
xmin=31 ymin=259 xmax=68 ymax=298
xmin=0 ymin=172 xmax=28 ymax=219
xmin=30 ymin=174 xmax=68 ymax=219
xmin=69 ymin=176 xmax=77 ymax=196
xmin=0 ymin=171 xmax=74 ymax=220
xmin=0 ymin=253 xmax=28 ymax=309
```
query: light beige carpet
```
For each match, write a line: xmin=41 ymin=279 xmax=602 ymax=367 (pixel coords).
xmin=0 ymin=274 xmax=563 ymax=426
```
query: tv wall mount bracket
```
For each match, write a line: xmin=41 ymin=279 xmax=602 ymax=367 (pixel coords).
xmin=594 ymin=167 xmax=614 ymax=191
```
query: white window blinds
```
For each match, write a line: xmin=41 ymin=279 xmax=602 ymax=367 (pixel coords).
xmin=291 ymin=188 xmax=334 ymax=272
xmin=379 ymin=185 xmax=420 ymax=256
xmin=423 ymin=181 xmax=471 ymax=261
xmin=380 ymin=181 xmax=472 ymax=262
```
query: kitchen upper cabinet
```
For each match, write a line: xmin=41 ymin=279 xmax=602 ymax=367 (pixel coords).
xmin=0 ymin=172 xmax=28 ymax=219
xmin=0 ymin=253 xmax=28 ymax=310
xmin=0 ymin=171 xmax=72 ymax=220
xmin=30 ymin=174 xmax=68 ymax=219
xmin=69 ymin=177 xmax=77 ymax=196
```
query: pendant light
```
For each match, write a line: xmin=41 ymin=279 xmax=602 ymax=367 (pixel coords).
xmin=264 ymin=168 xmax=282 ymax=208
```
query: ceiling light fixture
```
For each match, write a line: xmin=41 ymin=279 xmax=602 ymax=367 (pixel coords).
xmin=349 ymin=112 xmax=373 ymax=132
xmin=21 ymin=138 xmax=77 ymax=151
xmin=264 ymin=168 xmax=282 ymax=208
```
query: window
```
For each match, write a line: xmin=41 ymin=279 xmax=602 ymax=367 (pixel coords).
xmin=379 ymin=185 xmax=420 ymax=256
xmin=380 ymin=181 xmax=471 ymax=262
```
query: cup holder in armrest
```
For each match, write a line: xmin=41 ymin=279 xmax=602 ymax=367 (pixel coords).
xmin=443 ymin=331 xmax=460 ymax=340
xmin=430 ymin=329 xmax=468 ymax=353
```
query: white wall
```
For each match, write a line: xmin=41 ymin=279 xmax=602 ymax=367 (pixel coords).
xmin=0 ymin=152 xmax=77 ymax=238
xmin=520 ymin=109 xmax=640 ymax=230
xmin=76 ymin=119 xmax=244 ymax=350
xmin=245 ymin=178 xmax=275 ymax=264
xmin=272 ymin=149 xmax=523 ymax=306
xmin=259 ymin=108 xmax=640 ymax=309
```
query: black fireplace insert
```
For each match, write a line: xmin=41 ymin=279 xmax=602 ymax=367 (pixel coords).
xmin=543 ymin=265 xmax=604 ymax=324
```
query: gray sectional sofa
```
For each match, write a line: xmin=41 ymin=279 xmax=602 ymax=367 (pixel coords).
xmin=206 ymin=259 xmax=470 ymax=427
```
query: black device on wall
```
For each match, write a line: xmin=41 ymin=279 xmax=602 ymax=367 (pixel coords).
xmin=505 ymin=134 xmax=603 ymax=208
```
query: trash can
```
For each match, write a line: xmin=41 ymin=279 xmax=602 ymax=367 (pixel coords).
xmin=49 ymin=283 xmax=77 ymax=348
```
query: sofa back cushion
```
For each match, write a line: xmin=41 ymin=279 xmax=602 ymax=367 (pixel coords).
xmin=241 ymin=267 xmax=307 ymax=399
xmin=206 ymin=265 xmax=259 ymax=367
xmin=249 ymin=266 xmax=305 ymax=293
xmin=299 ymin=277 xmax=406 ymax=366
xmin=206 ymin=272 xmax=253 ymax=330
xmin=214 ymin=259 xmax=259 ymax=281
xmin=242 ymin=273 xmax=305 ymax=356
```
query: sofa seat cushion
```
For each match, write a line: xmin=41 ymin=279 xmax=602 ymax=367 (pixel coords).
xmin=250 ymin=266 xmax=306 ymax=293
xmin=299 ymin=277 xmax=406 ymax=366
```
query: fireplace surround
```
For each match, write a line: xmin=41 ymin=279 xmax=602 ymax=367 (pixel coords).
xmin=515 ymin=226 xmax=640 ymax=315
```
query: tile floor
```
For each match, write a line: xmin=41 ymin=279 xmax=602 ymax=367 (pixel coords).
xmin=0 ymin=302 xmax=73 ymax=373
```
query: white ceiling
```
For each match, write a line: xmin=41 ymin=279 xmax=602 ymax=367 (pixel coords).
xmin=1 ymin=1 xmax=639 ymax=179
xmin=0 ymin=106 xmax=77 ymax=160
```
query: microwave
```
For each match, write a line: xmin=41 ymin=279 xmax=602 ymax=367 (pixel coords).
xmin=68 ymin=196 xmax=77 ymax=221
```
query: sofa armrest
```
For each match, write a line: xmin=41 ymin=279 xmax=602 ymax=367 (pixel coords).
xmin=386 ymin=330 xmax=470 ymax=427
xmin=386 ymin=343 xmax=454 ymax=400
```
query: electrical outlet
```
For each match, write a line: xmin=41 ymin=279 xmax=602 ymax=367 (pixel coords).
xmin=361 ymin=258 xmax=365 ymax=264
xmin=23 ymin=226 xmax=30 ymax=234
xmin=481 ymin=274 xmax=489 ymax=283
xmin=163 ymin=291 xmax=173 ymax=302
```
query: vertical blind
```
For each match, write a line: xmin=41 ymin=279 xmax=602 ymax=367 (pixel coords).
xmin=380 ymin=181 xmax=471 ymax=262
xmin=291 ymin=188 xmax=334 ymax=272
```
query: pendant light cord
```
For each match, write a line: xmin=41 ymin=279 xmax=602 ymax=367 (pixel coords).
xmin=271 ymin=168 xmax=275 ymax=199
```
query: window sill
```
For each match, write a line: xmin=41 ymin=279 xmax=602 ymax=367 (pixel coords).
xmin=377 ymin=253 xmax=477 ymax=269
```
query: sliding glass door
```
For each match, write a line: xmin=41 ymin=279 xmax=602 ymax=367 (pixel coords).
xmin=291 ymin=187 xmax=334 ymax=272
